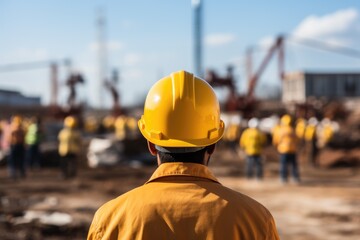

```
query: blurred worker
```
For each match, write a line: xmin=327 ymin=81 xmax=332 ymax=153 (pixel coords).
xmin=273 ymin=114 xmax=300 ymax=183
xmin=25 ymin=117 xmax=43 ymax=170
xmin=114 ymin=115 xmax=127 ymax=140
xmin=58 ymin=116 xmax=82 ymax=179
xmin=0 ymin=119 xmax=11 ymax=154
xmin=239 ymin=118 xmax=267 ymax=180
xmin=88 ymin=70 xmax=280 ymax=239
xmin=304 ymin=117 xmax=319 ymax=167
xmin=0 ymin=119 xmax=3 ymax=150
xmin=7 ymin=115 xmax=26 ymax=180
xmin=102 ymin=115 xmax=115 ymax=133
xmin=84 ymin=116 xmax=99 ymax=134
xmin=295 ymin=117 xmax=307 ymax=160
xmin=223 ymin=114 xmax=242 ymax=149
xmin=317 ymin=118 xmax=334 ymax=149
xmin=270 ymin=116 xmax=281 ymax=139
xmin=295 ymin=117 xmax=307 ymax=141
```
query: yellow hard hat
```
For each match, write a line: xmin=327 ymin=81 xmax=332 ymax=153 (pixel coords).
xmin=11 ymin=115 xmax=22 ymax=124
xmin=138 ymin=70 xmax=225 ymax=147
xmin=281 ymin=114 xmax=292 ymax=126
xmin=64 ymin=116 xmax=77 ymax=128
xmin=103 ymin=115 xmax=115 ymax=129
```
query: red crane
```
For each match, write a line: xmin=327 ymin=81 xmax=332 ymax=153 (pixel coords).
xmin=205 ymin=35 xmax=285 ymax=116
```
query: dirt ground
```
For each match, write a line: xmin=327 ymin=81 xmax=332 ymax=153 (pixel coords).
xmin=0 ymin=146 xmax=359 ymax=240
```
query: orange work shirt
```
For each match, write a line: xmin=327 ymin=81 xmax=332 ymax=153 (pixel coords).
xmin=87 ymin=162 xmax=280 ymax=240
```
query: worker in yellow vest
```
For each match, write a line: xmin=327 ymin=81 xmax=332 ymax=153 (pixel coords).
xmin=317 ymin=118 xmax=334 ymax=149
xmin=25 ymin=117 xmax=43 ymax=170
xmin=114 ymin=115 xmax=127 ymax=140
xmin=304 ymin=117 xmax=319 ymax=167
xmin=58 ymin=116 xmax=82 ymax=179
xmin=240 ymin=118 xmax=267 ymax=180
xmin=88 ymin=70 xmax=280 ymax=240
xmin=7 ymin=115 xmax=26 ymax=179
xmin=295 ymin=117 xmax=307 ymax=140
xmin=84 ymin=116 xmax=99 ymax=134
xmin=273 ymin=114 xmax=300 ymax=183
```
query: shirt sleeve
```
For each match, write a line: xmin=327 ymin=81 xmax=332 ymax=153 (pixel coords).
xmin=266 ymin=215 xmax=281 ymax=240
xmin=87 ymin=211 xmax=104 ymax=240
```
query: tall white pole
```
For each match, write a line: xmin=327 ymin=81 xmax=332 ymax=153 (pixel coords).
xmin=97 ymin=7 xmax=107 ymax=108
xmin=192 ymin=0 xmax=203 ymax=78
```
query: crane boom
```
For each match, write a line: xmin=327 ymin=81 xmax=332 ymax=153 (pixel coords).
xmin=0 ymin=59 xmax=71 ymax=107
xmin=247 ymin=36 xmax=284 ymax=98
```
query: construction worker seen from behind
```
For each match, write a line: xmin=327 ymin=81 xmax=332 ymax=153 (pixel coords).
xmin=58 ymin=116 xmax=82 ymax=179
xmin=304 ymin=117 xmax=319 ymax=167
xmin=87 ymin=70 xmax=280 ymax=240
xmin=273 ymin=114 xmax=300 ymax=183
xmin=7 ymin=115 xmax=26 ymax=180
xmin=317 ymin=118 xmax=334 ymax=149
xmin=240 ymin=117 xmax=267 ymax=180
xmin=25 ymin=117 xmax=43 ymax=170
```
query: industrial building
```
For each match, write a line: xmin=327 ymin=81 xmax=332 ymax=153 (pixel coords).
xmin=282 ymin=71 xmax=360 ymax=103
xmin=0 ymin=89 xmax=41 ymax=106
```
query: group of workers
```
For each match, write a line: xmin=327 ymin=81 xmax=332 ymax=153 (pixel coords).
xmin=0 ymin=115 xmax=42 ymax=180
xmin=238 ymin=113 xmax=336 ymax=183
xmin=0 ymin=113 xmax=142 ymax=180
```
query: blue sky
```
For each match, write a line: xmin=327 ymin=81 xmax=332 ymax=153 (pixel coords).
xmin=1 ymin=0 xmax=360 ymax=107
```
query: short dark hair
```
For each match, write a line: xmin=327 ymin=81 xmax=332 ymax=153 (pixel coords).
xmin=158 ymin=147 xmax=210 ymax=164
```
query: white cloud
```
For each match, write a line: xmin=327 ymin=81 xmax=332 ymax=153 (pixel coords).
xmin=258 ymin=9 xmax=359 ymax=50
xmin=5 ymin=48 xmax=50 ymax=62
xmin=89 ymin=40 xmax=124 ymax=52
xmin=123 ymin=53 xmax=142 ymax=66
xmin=122 ymin=69 xmax=143 ymax=79
xmin=293 ymin=8 xmax=359 ymax=40
xmin=205 ymin=33 xmax=236 ymax=47
xmin=259 ymin=36 xmax=276 ymax=48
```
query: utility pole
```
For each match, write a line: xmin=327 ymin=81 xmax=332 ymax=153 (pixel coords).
xmin=192 ymin=0 xmax=203 ymax=78
xmin=97 ymin=7 xmax=107 ymax=108
xmin=50 ymin=62 xmax=58 ymax=106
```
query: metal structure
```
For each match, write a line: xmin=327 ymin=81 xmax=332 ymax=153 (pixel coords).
xmin=65 ymin=72 xmax=85 ymax=108
xmin=207 ymin=34 xmax=360 ymax=117
xmin=246 ymin=36 xmax=285 ymax=99
xmin=0 ymin=59 xmax=87 ymax=118
xmin=97 ymin=7 xmax=108 ymax=108
xmin=0 ymin=59 xmax=71 ymax=107
xmin=192 ymin=0 xmax=203 ymax=77
xmin=104 ymin=68 xmax=122 ymax=116
xmin=205 ymin=36 xmax=285 ymax=116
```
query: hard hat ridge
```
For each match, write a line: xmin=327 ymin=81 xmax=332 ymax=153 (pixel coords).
xmin=138 ymin=70 xmax=225 ymax=147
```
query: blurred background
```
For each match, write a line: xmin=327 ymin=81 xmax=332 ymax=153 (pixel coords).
xmin=0 ymin=1 xmax=359 ymax=239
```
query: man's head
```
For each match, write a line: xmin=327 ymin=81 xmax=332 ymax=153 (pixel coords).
xmin=64 ymin=116 xmax=77 ymax=129
xmin=248 ymin=118 xmax=259 ymax=129
xmin=138 ymin=70 xmax=224 ymax=165
xmin=280 ymin=114 xmax=292 ymax=126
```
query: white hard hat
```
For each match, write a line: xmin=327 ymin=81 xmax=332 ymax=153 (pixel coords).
xmin=248 ymin=118 xmax=259 ymax=128
xmin=321 ymin=118 xmax=331 ymax=125
xmin=308 ymin=117 xmax=318 ymax=125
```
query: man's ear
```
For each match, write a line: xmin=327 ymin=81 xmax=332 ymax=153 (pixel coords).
xmin=206 ymin=144 xmax=216 ymax=155
xmin=147 ymin=141 xmax=157 ymax=156
xmin=206 ymin=143 xmax=216 ymax=155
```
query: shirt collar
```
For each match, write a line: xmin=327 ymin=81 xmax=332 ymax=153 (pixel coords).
xmin=146 ymin=162 xmax=220 ymax=184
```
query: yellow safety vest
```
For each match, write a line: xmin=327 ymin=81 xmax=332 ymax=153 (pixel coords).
xmin=304 ymin=125 xmax=317 ymax=142
xmin=88 ymin=162 xmax=280 ymax=240
xmin=295 ymin=119 xmax=306 ymax=139
xmin=318 ymin=124 xmax=334 ymax=147
xmin=273 ymin=125 xmax=298 ymax=154
xmin=240 ymin=128 xmax=266 ymax=155
xmin=58 ymin=128 xmax=81 ymax=156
